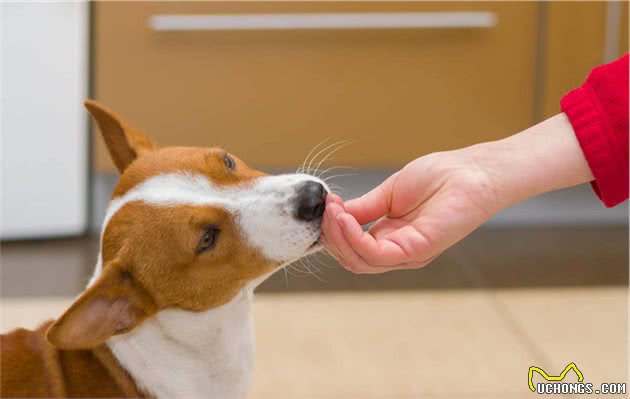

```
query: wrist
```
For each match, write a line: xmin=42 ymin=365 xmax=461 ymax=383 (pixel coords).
xmin=468 ymin=113 xmax=594 ymax=210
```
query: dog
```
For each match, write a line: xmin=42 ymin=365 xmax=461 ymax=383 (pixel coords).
xmin=0 ymin=100 xmax=328 ymax=398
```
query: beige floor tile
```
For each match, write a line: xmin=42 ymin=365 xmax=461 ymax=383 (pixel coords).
xmin=1 ymin=297 xmax=71 ymax=331
xmin=250 ymin=290 xmax=539 ymax=398
xmin=3 ymin=289 xmax=624 ymax=398
xmin=491 ymin=287 xmax=628 ymax=395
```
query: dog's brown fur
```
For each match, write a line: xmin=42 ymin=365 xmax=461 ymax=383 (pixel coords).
xmin=1 ymin=101 xmax=279 ymax=397
xmin=1 ymin=322 xmax=145 ymax=398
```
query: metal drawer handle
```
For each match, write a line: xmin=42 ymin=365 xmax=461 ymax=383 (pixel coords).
xmin=149 ymin=12 xmax=497 ymax=31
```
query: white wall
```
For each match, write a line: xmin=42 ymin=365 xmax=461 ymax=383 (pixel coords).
xmin=1 ymin=2 xmax=89 ymax=239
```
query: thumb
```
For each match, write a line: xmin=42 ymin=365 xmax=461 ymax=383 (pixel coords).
xmin=344 ymin=172 xmax=399 ymax=225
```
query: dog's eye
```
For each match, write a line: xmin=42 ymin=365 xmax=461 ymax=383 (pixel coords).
xmin=197 ymin=226 xmax=220 ymax=254
xmin=223 ymin=153 xmax=235 ymax=171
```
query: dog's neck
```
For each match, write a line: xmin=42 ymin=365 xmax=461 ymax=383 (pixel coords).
xmin=90 ymin=243 xmax=283 ymax=399
xmin=107 ymin=289 xmax=256 ymax=399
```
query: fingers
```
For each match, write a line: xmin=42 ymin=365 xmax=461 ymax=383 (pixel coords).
xmin=321 ymin=194 xmax=348 ymax=265
xmin=327 ymin=192 xmax=344 ymax=207
xmin=343 ymin=172 xmax=399 ymax=225
xmin=335 ymin=213 xmax=410 ymax=267
xmin=322 ymin=200 xmax=373 ymax=272
xmin=322 ymin=196 xmax=435 ymax=274
xmin=322 ymin=191 xmax=440 ymax=274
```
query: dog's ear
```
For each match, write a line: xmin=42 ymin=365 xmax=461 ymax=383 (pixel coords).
xmin=46 ymin=262 xmax=157 ymax=350
xmin=84 ymin=100 xmax=156 ymax=173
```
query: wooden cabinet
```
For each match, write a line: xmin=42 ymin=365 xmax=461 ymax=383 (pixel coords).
xmin=538 ymin=2 xmax=628 ymax=117
xmin=93 ymin=2 xmax=538 ymax=171
xmin=92 ymin=2 xmax=619 ymax=172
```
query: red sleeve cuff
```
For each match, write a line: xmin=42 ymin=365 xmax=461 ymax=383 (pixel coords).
xmin=561 ymin=86 xmax=628 ymax=207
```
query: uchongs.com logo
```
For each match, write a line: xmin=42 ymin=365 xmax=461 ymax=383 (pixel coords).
xmin=528 ymin=363 xmax=626 ymax=395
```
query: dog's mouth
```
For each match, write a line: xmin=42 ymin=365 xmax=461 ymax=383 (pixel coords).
xmin=307 ymin=235 xmax=323 ymax=252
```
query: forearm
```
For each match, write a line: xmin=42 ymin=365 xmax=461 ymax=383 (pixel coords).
xmin=471 ymin=113 xmax=594 ymax=209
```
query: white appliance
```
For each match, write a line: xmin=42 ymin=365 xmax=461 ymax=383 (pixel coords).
xmin=1 ymin=2 xmax=89 ymax=239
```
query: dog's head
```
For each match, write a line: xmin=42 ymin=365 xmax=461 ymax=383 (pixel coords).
xmin=47 ymin=101 xmax=327 ymax=349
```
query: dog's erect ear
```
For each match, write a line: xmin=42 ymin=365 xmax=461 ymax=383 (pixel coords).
xmin=46 ymin=262 xmax=157 ymax=350
xmin=84 ymin=100 xmax=156 ymax=173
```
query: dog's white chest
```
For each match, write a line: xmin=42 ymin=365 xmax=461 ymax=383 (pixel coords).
xmin=108 ymin=294 xmax=255 ymax=399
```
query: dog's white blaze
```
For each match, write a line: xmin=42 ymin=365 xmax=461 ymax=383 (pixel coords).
xmin=95 ymin=172 xmax=326 ymax=399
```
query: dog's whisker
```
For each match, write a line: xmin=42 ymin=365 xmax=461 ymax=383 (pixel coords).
xmin=306 ymin=140 xmax=349 ymax=176
xmin=286 ymin=268 xmax=306 ymax=278
xmin=303 ymin=256 xmax=321 ymax=273
xmin=293 ymin=259 xmax=311 ymax=278
xmin=282 ymin=268 xmax=289 ymax=287
xmin=322 ymin=173 xmax=358 ymax=182
xmin=312 ymin=252 xmax=335 ymax=269
xmin=291 ymin=261 xmax=317 ymax=277
xmin=286 ymin=262 xmax=311 ymax=276
xmin=309 ymin=142 xmax=351 ymax=177
xmin=298 ymin=138 xmax=332 ymax=174
xmin=295 ymin=257 xmax=326 ymax=283
xmin=315 ymin=165 xmax=357 ymax=179
xmin=305 ymin=140 xmax=342 ymax=175
xmin=302 ymin=255 xmax=327 ymax=282
xmin=325 ymin=183 xmax=346 ymax=196
xmin=311 ymin=141 xmax=353 ymax=176
xmin=312 ymin=156 xmax=338 ymax=177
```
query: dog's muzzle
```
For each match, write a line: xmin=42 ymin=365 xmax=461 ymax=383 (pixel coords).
xmin=293 ymin=181 xmax=327 ymax=222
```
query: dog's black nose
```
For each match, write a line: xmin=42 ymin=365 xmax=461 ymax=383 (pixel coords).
xmin=295 ymin=181 xmax=327 ymax=221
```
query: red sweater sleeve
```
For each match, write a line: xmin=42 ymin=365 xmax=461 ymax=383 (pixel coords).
xmin=560 ymin=54 xmax=629 ymax=207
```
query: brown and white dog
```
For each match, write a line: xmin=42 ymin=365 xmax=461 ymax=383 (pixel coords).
xmin=0 ymin=101 xmax=328 ymax=398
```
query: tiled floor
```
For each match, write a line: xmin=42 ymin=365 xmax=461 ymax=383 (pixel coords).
xmin=1 ymin=288 xmax=627 ymax=398
xmin=1 ymin=226 xmax=628 ymax=398
xmin=253 ymin=288 xmax=628 ymax=399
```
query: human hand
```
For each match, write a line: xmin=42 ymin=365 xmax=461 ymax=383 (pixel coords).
xmin=321 ymin=114 xmax=593 ymax=273
xmin=321 ymin=148 xmax=500 ymax=273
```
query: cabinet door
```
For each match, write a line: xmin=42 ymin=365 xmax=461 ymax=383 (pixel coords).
xmin=93 ymin=1 xmax=537 ymax=171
